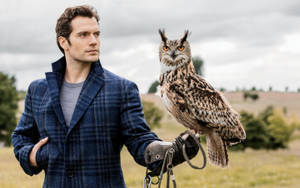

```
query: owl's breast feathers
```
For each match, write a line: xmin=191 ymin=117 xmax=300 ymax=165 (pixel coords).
xmin=160 ymin=62 xmax=246 ymax=142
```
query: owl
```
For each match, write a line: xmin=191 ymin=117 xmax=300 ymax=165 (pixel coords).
xmin=158 ymin=29 xmax=246 ymax=167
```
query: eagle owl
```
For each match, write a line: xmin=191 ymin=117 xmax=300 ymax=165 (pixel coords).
xmin=158 ymin=29 xmax=246 ymax=167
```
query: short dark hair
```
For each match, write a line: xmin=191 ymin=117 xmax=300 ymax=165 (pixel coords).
xmin=55 ymin=5 xmax=100 ymax=54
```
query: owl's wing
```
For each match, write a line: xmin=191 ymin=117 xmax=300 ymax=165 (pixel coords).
xmin=171 ymin=75 xmax=240 ymax=127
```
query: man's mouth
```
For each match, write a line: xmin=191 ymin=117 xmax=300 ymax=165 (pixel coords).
xmin=86 ymin=49 xmax=99 ymax=53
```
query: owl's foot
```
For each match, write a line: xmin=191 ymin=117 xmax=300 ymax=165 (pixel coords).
xmin=191 ymin=128 xmax=199 ymax=133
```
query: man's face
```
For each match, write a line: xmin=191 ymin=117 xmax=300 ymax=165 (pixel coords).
xmin=64 ymin=16 xmax=100 ymax=63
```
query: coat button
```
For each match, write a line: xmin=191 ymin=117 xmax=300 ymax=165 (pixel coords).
xmin=67 ymin=170 xmax=73 ymax=178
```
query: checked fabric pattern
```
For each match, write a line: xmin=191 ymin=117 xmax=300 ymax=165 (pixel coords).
xmin=12 ymin=57 xmax=161 ymax=188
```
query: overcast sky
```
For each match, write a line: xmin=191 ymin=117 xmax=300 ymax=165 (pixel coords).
xmin=1 ymin=0 xmax=300 ymax=93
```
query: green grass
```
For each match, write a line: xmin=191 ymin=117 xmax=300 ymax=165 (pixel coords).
xmin=121 ymin=122 xmax=300 ymax=188
xmin=4 ymin=93 xmax=300 ymax=187
xmin=0 ymin=147 xmax=44 ymax=188
xmin=123 ymin=146 xmax=300 ymax=188
xmin=2 ymin=144 xmax=300 ymax=188
xmin=2 ymin=123 xmax=300 ymax=188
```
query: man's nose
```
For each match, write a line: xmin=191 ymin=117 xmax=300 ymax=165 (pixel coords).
xmin=89 ymin=35 xmax=98 ymax=45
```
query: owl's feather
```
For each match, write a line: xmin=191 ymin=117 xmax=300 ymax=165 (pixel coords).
xmin=206 ymin=131 xmax=228 ymax=167
xmin=160 ymin=62 xmax=245 ymax=167
xmin=158 ymin=30 xmax=246 ymax=167
xmin=162 ymin=62 xmax=246 ymax=142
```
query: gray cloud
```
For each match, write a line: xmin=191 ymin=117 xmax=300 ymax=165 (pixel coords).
xmin=2 ymin=0 xmax=299 ymax=53
xmin=0 ymin=0 xmax=299 ymax=92
xmin=283 ymin=0 xmax=300 ymax=16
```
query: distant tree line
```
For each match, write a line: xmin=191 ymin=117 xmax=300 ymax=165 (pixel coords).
xmin=243 ymin=91 xmax=259 ymax=101
xmin=148 ymin=54 xmax=300 ymax=94
xmin=224 ymin=86 xmax=300 ymax=93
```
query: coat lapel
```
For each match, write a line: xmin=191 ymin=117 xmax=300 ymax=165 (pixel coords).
xmin=45 ymin=57 xmax=105 ymax=135
xmin=45 ymin=57 xmax=66 ymax=127
xmin=67 ymin=60 xmax=104 ymax=136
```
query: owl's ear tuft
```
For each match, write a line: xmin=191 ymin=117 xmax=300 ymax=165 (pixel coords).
xmin=158 ymin=29 xmax=168 ymax=44
xmin=180 ymin=30 xmax=190 ymax=45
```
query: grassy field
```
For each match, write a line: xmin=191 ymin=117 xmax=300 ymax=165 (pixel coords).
xmin=2 ymin=92 xmax=300 ymax=187
xmin=1 ymin=126 xmax=300 ymax=188
xmin=122 ymin=122 xmax=300 ymax=188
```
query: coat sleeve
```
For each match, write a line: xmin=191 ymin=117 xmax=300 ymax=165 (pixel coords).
xmin=120 ymin=81 xmax=161 ymax=167
xmin=11 ymin=81 xmax=43 ymax=176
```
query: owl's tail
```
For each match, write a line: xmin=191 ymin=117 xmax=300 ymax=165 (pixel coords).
xmin=206 ymin=131 xmax=228 ymax=168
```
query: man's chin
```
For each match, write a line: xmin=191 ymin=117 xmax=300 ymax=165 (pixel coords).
xmin=84 ymin=56 xmax=99 ymax=63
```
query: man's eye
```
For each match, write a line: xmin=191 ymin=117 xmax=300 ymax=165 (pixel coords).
xmin=80 ymin=33 xmax=88 ymax=37
xmin=94 ymin=32 xmax=100 ymax=37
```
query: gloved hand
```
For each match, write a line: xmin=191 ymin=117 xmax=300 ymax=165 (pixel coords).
xmin=171 ymin=130 xmax=200 ymax=166
xmin=144 ymin=130 xmax=200 ymax=177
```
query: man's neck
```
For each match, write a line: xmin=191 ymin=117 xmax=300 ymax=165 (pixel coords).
xmin=64 ymin=56 xmax=93 ymax=84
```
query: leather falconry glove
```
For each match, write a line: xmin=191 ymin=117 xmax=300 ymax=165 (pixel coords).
xmin=144 ymin=130 xmax=200 ymax=177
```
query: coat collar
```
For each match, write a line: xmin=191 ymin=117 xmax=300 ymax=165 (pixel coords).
xmin=46 ymin=56 xmax=105 ymax=135
xmin=51 ymin=56 xmax=104 ymax=75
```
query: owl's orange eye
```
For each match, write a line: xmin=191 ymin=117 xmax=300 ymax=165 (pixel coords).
xmin=177 ymin=46 xmax=185 ymax=51
xmin=163 ymin=46 xmax=169 ymax=51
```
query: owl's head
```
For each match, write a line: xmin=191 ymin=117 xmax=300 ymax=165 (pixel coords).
xmin=158 ymin=29 xmax=191 ymax=74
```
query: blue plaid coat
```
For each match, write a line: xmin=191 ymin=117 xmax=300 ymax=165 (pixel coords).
xmin=12 ymin=57 xmax=161 ymax=188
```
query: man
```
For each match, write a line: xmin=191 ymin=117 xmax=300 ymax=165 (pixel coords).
xmin=12 ymin=5 xmax=198 ymax=187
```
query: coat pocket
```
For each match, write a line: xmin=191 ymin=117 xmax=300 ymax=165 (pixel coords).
xmin=36 ymin=144 xmax=49 ymax=169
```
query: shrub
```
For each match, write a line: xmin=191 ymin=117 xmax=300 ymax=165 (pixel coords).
xmin=0 ymin=72 xmax=18 ymax=146
xmin=231 ymin=106 xmax=297 ymax=151
xmin=231 ymin=111 xmax=269 ymax=151
xmin=243 ymin=91 xmax=259 ymax=101
xmin=142 ymin=100 xmax=163 ymax=130
xmin=266 ymin=109 xmax=295 ymax=149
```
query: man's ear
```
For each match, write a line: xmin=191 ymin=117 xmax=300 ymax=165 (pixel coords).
xmin=58 ymin=36 xmax=69 ymax=51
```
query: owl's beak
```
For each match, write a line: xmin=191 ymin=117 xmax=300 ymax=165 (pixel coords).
xmin=171 ymin=51 xmax=177 ymax=60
